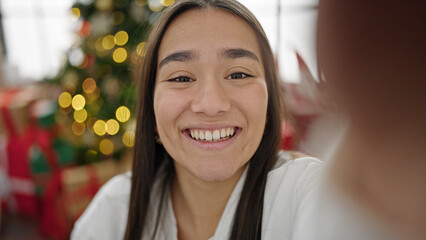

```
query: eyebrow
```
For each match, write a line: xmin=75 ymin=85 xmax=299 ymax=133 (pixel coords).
xmin=159 ymin=50 xmax=198 ymax=69
xmin=220 ymin=48 xmax=259 ymax=62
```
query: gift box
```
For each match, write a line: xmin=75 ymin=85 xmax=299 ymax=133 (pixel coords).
xmin=61 ymin=159 xmax=123 ymax=221
xmin=36 ymin=154 xmax=131 ymax=239
xmin=0 ymin=88 xmax=38 ymax=217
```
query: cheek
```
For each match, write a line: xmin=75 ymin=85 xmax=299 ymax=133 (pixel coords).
xmin=235 ymin=82 xmax=268 ymax=128
xmin=153 ymin=88 xmax=189 ymax=135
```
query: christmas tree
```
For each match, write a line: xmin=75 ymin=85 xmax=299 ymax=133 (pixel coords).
xmin=47 ymin=0 xmax=174 ymax=164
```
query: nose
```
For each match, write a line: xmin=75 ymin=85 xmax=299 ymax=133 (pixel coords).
xmin=190 ymin=77 xmax=231 ymax=116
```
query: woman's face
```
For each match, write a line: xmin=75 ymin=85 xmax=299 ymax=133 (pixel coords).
xmin=154 ymin=9 xmax=268 ymax=182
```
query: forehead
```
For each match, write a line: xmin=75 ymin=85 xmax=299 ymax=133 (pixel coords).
xmin=157 ymin=8 xmax=261 ymax=62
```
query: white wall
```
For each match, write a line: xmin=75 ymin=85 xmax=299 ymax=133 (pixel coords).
xmin=1 ymin=0 xmax=74 ymax=84
xmin=241 ymin=0 xmax=318 ymax=83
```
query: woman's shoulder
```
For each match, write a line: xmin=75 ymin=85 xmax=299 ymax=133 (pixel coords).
xmin=266 ymin=150 xmax=322 ymax=193
xmin=70 ymin=172 xmax=132 ymax=240
xmin=262 ymin=151 xmax=323 ymax=238
xmin=271 ymin=150 xmax=322 ymax=177
xmin=97 ymin=171 xmax=132 ymax=197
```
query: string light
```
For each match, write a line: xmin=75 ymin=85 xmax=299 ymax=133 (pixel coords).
xmin=70 ymin=8 xmax=81 ymax=21
xmin=58 ymin=92 xmax=72 ymax=108
xmin=106 ymin=119 xmax=120 ymax=135
xmin=160 ymin=0 xmax=174 ymax=7
xmin=112 ymin=47 xmax=127 ymax=63
xmin=73 ymin=109 xmax=88 ymax=123
xmin=102 ymin=35 xmax=115 ymax=50
xmin=72 ymin=94 xmax=86 ymax=110
xmin=69 ymin=48 xmax=85 ymax=66
xmin=99 ymin=139 xmax=114 ymax=155
xmin=114 ymin=31 xmax=129 ymax=46
xmin=136 ymin=42 xmax=146 ymax=56
xmin=122 ymin=131 xmax=135 ymax=147
xmin=116 ymin=106 xmax=131 ymax=122
xmin=93 ymin=120 xmax=107 ymax=136
xmin=82 ymin=78 xmax=97 ymax=94
xmin=72 ymin=121 xmax=86 ymax=136
xmin=149 ymin=0 xmax=164 ymax=12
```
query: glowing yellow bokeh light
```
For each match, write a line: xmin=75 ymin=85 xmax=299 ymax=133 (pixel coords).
xmin=112 ymin=48 xmax=127 ymax=63
xmin=148 ymin=0 xmax=164 ymax=12
xmin=136 ymin=42 xmax=146 ymax=56
xmin=93 ymin=120 xmax=107 ymax=136
xmin=114 ymin=31 xmax=129 ymax=46
xmin=73 ymin=109 xmax=88 ymax=123
xmin=116 ymin=106 xmax=131 ymax=122
xmin=135 ymin=0 xmax=148 ymax=7
xmin=99 ymin=139 xmax=114 ymax=155
xmin=102 ymin=35 xmax=116 ymax=50
xmin=82 ymin=78 xmax=97 ymax=94
xmin=70 ymin=8 xmax=81 ymax=21
xmin=106 ymin=119 xmax=120 ymax=135
xmin=58 ymin=92 xmax=72 ymax=108
xmin=160 ymin=0 xmax=174 ymax=7
xmin=72 ymin=121 xmax=86 ymax=136
xmin=72 ymin=94 xmax=86 ymax=110
xmin=122 ymin=131 xmax=135 ymax=147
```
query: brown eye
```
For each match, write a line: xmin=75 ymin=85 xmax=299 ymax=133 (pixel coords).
xmin=227 ymin=72 xmax=251 ymax=80
xmin=167 ymin=76 xmax=193 ymax=82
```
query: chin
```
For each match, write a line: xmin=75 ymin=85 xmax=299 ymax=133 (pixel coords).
xmin=191 ymin=161 xmax=246 ymax=182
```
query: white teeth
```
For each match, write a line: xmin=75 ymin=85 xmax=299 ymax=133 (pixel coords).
xmin=213 ymin=130 xmax=220 ymax=140
xmin=205 ymin=131 xmax=213 ymax=141
xmin=221 ymin=129 xmax=226 ymax=138
xmin=189 ymin=128 xmax=237 ymax=141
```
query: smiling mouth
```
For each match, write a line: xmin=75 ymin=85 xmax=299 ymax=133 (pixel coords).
xmin=186 ymin=127 xmax=239 ymax=142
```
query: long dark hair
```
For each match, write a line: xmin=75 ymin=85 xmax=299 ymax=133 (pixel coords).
xmin=125 ymin=0 xmax=284 ymax=239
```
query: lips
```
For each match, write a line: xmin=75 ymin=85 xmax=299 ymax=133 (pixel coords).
xmin=185 ymin=127 xmax=239 ymax=142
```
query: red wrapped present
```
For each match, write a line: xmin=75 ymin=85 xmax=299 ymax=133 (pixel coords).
xmin=37 ymin=156 xmax=131 ymax=239
xmin=0 ymin=88 xmax=38 ymax=217
xmin=61 ymin=159 xmax=123 ymax=222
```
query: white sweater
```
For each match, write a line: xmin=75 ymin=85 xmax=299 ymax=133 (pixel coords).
xmin=71 ymin=151 xmax=322 ymax=240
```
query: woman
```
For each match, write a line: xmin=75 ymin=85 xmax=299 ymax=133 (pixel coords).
xmin=71 ymin=1 xmax=321 ymax=239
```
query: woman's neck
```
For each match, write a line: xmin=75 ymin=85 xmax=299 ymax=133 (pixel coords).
xmin=171 ymin=164 xmax=246 ymax=240
xmin=330 ymin=123 xmax=426 ymax=239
